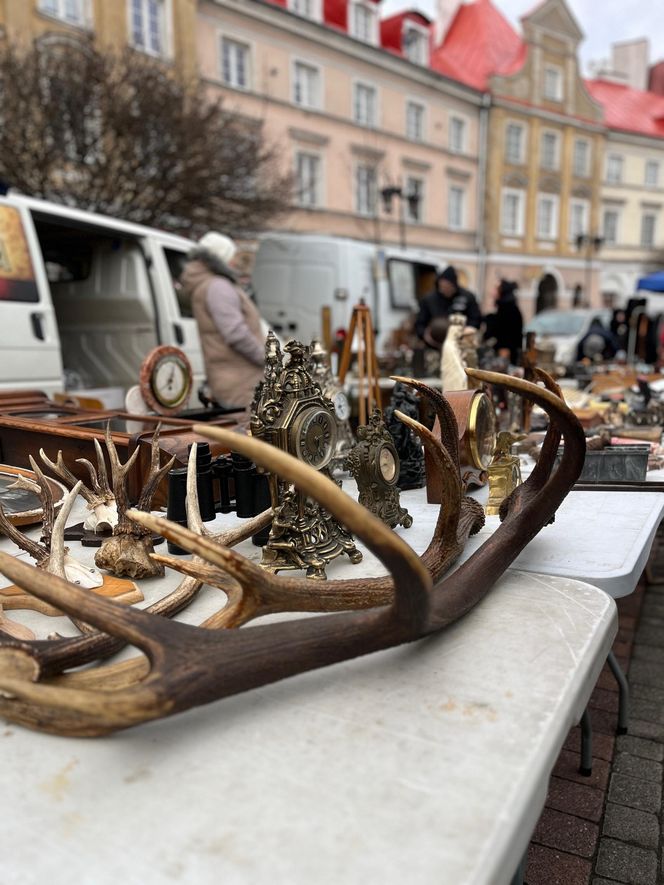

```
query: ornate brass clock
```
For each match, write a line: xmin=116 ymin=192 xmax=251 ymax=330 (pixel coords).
xmin=307 ymin=338 xmax=355 ymax=469
xmin=251 ymin=334 xmax=362 ymax=579
xmin=345 ymin=409 xmax=412 ymax=529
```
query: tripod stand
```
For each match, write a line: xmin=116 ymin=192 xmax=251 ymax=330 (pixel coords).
xmin=337 ymin=302 xmax=381 ymax=426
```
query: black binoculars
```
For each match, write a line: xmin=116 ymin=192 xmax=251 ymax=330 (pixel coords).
xmin=166 ymin=444 xmax=272 ymax=554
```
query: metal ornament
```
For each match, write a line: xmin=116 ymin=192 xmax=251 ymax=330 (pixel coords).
xmin=307 ymin=338 xmax=355 ymax=468
xmin=251 ymin=334 xmax=362 ymax=579
xmin=485 ymin=431 xmax=525 ymax=517
xmin=384 ymin=382 xmax=425 ymax=489
xmin=346 ymin=408 xmax=412 ymax=529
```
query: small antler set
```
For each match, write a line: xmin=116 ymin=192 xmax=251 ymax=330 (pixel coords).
xmin=0 ymin=371 xmax=586 ymax=737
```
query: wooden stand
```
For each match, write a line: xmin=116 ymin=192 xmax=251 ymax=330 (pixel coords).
xmin=337 ymin=302 xmax=381 ymax=426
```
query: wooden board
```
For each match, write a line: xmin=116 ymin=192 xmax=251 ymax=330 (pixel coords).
xmin=0 ymin=464 xmax=67 ymax=527
xmin=0 ymin=574 xmax=143 ymax=616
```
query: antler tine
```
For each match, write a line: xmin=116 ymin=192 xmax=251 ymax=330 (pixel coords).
xmin=185 ymin=444 xmax=207 ymax=537
xmin=28 ymin=456 xmax=55 ymax=550
xmin=75 ymin=457 xmax=102 ymax=497
xmin=0 ymin=498 xmax=47 ymax=564
xmin=40 ymin=449 xmax=96 ymax=506
xmin=93 ymin=438 xmax=113 ymax=499
xmin=104 ymin=423 xmax=140 ymax=531
xmin=46 ymin=481 xmax=82 ymax=579
xmin=391 ymin=376 xmax=461 ymax=471
xmin=136 ymin=427 xmax=176 ymax=515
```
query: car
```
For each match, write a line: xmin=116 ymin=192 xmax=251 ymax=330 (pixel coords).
xmin=525 ymin=308 xmax=613 ymax=366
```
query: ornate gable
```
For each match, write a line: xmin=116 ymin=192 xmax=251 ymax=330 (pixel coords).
xmin=522 ymin=0 xmax=583 ymax=44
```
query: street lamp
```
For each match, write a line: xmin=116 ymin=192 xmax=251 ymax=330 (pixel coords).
xmin=575 ymin=233 xmax=604 ymax=307
xmin=380 ymin=184 xmax=420 ymax=250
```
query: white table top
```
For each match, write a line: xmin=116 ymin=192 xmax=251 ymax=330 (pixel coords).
xmin=0 ymin=481 xmax=620 ymax=884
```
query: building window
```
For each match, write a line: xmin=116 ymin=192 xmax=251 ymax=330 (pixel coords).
xmin=602 ymin=209 xmax=619 ymax=245
xmin=288 ymin=0 xmax=321 ymax=21
xmin=536 ymin=194 xmax=558 ymax=240
xmin=641 ymin=212 xmax=657 ymax=248
xmin=645 ymin=161 xmax=660 ymax=188
xmin=449 ymin=116 xmax=466 ymax=154
xmin=354 ymin=83 xmax=377 ymax=128
xmin=221 ymin=37 xmax=250 ymax=90
xmin=350 ymin=1 xmax=377 ymax=43
xmin=403 ymin=24 xmax=429 ymax=65
xmin=130 ymin=0 xmax=168 ymax=56
xmin=405 ymin=177 xmax=424 ymax=223
xmin=355 ymin=164 xmax=377 ymax=215
xmin=569 ymin=199 xmax=590 ymax=242
xmin=293 ymin=61 xmax=320 ymax=109
xmin=573 ymin=139 xmax=590 ymax=177
xmin=543 ymin=65 xmax=563 ymax=101
xmin=406 ymin=101 xmax=425 ymax=142
xmin=501 ymin=188 xmax=525 ymax=236
xmin=295 ymin=152 xmax=321 ymax=208
xmin=448 ymin=186 xmax=465 ymax=230
xmin=505 ymin=122 xmax=525 ymax=164
xmin=540 ymin=131 xmax=559 ymax=171
xmin=39 ymin=0 xmax=90 ymax=26
xmin=606 ymin=154 xmax=624 ymax=184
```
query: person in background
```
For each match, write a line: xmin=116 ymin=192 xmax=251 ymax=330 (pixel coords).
xmin=484 ymin=279 xmax=524 ymax=365
xmin=415 ymin=265 xmax=482 ymax=347
xmin=180 ymin=232 xmax=265 ymax=423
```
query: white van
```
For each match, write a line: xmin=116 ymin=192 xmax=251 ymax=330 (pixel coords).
xmin=252 ymin=233 xmax=450 ymax=353
xmin=0 ymin=194 xmax=201 ymax=398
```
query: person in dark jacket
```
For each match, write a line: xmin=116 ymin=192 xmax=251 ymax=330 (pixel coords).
xmin=484 ymin=279 xmax=524 ymax=365
xmin=415 ymin=265 xmax=482 ymax=347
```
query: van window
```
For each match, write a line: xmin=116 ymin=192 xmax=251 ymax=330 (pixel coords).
xmin=0 ymin=205 xmax=39 ymax=302
xmin=387 ymin=258 xmax=437 ymax=310
xmin=164 ymin=248 xmax=192 ymax=318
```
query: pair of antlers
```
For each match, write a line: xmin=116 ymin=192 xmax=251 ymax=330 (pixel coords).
xmin=0 ymin=370 xmax=585 ymax=736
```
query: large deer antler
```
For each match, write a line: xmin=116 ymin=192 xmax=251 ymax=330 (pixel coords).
xmin=40 ymin=442 xmax=117 ymax=533
xmin=95 ymin=425 xmax=175 ymax=578
xmin=0 ymin=370 xmax=585 ymax=736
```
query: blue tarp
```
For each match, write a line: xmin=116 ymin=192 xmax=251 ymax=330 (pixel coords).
xmin=637 ymin=271 xmax=664 ymax=292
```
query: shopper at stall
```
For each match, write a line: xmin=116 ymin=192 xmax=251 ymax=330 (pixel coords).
xmin=415 ymin=266 xmax=482 ymax=347
xmin=180 ymin=232 xmax=265 ymax=420
xmin=484 ymin=279 xmax=524 ymax=365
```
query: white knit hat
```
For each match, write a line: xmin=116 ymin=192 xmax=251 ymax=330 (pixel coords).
xmin=198 ymin=231 xmax=237 ymax=266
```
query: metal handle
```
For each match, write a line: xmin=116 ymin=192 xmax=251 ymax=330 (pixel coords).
xmin=30 ymin=312 xmax=44 ymax=341
xmin=173 ymin=323 xmax=184 ymax=345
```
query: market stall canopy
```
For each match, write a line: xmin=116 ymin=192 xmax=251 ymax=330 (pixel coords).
xmin=637 ymin=271 xmax=664 ymax=292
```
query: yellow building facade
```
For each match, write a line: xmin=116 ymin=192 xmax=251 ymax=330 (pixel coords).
xmin=0 ymin=0 xmax=198 ymax=80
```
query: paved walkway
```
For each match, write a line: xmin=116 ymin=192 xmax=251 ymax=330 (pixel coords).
xmin=523 ymin=572 xmax=664 ymax=885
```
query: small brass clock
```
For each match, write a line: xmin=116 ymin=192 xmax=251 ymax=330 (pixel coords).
xmin=346 ymin=409 xmax=412 ymax=529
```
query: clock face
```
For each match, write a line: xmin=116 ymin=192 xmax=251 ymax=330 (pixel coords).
xmin=470 ymin=393 xmax=497 ymax=469
xmin=295 ymin=408 xmax=336 ymax=469
xmin=140 ymin=346 xmax=193 ymax=415
xmin=333 ymin=391 xmax=351 ymax=422
xmin=378 ymin=444 xmax=398 ymax=484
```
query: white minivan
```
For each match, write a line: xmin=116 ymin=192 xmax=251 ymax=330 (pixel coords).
xmin=252 ymin=233 xmax=451 ymax=353
xmin=0 ymin=194 xmax=201 ymax=398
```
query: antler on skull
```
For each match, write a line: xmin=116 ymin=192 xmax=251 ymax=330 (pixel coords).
xmin=40 ymin=443 xmax=117 ymax=533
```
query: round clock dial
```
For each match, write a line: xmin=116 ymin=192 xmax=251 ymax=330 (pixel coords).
xmin=332 ymin=391 xmax=351 ymax=422
xmin=295 ymin=409 xmax=337 ymax=469
xmin=140 ymin=345 xmax=193 ymax=416
xmin=378 ymin=444 xmax=398 ymax=483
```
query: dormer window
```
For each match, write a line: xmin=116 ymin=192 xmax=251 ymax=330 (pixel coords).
xmin=403 ymin=22 xmax=429 ymax=65
xmin=350 ymin=1 xmax=378 ymax=44
xmin=543 ymin=64 xmax=563 ymax=102
xmin=288 ymin=0 xmax=322 ymax=22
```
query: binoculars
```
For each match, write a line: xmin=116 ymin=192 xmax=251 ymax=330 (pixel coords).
xmin=166 ymin=444 xmax=272 ymax=554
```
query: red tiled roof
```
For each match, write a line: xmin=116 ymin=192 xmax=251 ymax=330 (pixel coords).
xmin=585 ymin=78 xmax=664 ymax=138
xmin=430 ymin=0 xmax=526 ymax=90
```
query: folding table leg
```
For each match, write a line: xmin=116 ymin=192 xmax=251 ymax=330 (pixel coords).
xmin=607 ymin=650 xmax=629 ymax=735
xmin=510 ymin=851 xmax=527 ymax=885
xmin=579 ymin=708 xmax=592 ymax=776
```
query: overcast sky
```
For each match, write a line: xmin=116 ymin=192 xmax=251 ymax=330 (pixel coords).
xmin=380 ymin=0 xmax=664 ymax=73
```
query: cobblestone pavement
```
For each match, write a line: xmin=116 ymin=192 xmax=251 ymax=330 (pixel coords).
xmin=523 ymin=577 xmax=664 ymax=884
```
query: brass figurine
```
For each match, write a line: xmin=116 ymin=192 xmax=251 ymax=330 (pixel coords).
xmin=251 ymin=335 xmax=362 ymax=579
xmin=346 ymin=408 xmax=412 ymax=529
xmin=485 ymin=431 xmax=526 ymax=517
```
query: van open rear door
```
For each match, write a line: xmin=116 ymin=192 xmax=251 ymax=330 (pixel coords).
xmin=0 ymin=199 xmax=63 ymax=394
